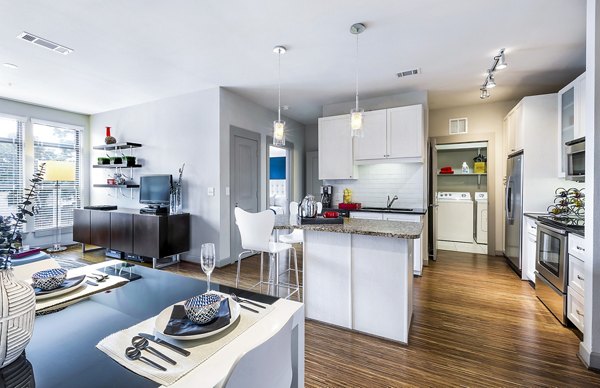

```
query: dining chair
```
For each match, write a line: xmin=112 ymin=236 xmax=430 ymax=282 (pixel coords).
xmin=234 ymin=208 xmax=299 ymax=299
xmin=220 ymin=317 xmax=293 ymax=388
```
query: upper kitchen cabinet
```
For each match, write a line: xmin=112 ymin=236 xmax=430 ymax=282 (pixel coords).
xmin=353 ymin=104 xmax=424 ymax=163
xmin=557 ymin=72 xmax=586 ymax=177
xmin=353 ymin=110 xmax=387 ymax=160
xmin=505 ymin=103 xmax=523 ymax=154
xmin=318 ymin=114 xmax=358 ymax=180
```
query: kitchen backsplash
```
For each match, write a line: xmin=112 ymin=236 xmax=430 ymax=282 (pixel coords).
xmin=324 ymin=164 xmax=424 ymax=208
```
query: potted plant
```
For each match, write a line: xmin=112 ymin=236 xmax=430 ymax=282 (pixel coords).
xmin=108 ymin=154 xmax=123 ymax=165
xmin=97 ymin=157 xmax=110 ymax=165
xmin=0 ymin=163 xmax=45 ymax=367
xmin=121 ymin=153 xmax=136 ymax=167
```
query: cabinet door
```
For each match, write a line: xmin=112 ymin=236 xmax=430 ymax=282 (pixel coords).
xmin=73 ymin=209 xmax=91 ymax=244
xmin=387 ymin=105 xmax=423 ymax=160
xmin=90 ymin=211 xmax=111 ymax=247
xmin=318 ymin=114 xmax=356 ymax=179
xmin=513 ymin=104 xmax=524 ymax=152
xmin=575 ymin=73 xmax=586 ymax=139
xmin=558 ymin=85 xmax=575 ymax=177
xmin=110 ymin=212 xmax=133 ymax=253
xmin=349 ymin=212 xmax=383 ymax=220
xmin=353 ymin=110 xmax=387 ymax=160
xmin=133 ymin=215 xmax=167 ymax=258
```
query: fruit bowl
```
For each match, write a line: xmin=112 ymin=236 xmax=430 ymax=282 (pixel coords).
xmin=31 ymin=268 xmax=68 ymax=291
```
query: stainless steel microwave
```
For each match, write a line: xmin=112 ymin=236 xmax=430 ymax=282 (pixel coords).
xmin=566 ymin=137 xmax=585 ymax=182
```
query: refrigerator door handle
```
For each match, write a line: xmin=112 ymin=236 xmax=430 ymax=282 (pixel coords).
xmin=505 ymin=176 xmax=512 ymax=222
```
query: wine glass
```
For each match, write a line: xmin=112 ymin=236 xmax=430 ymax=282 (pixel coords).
xmin=201 ymin=243 xmax=216 ymax=292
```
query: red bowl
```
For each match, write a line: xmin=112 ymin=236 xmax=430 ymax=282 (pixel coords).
xmin=323 ymin=211 xmax=339 ymax=219
xmin=107 ymin=178 xmax=116 ymax=185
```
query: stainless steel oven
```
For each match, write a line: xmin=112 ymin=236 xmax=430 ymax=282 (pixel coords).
xmin=535 ymin=222 xmax=568 ymax=324
xmin=566 ymin=137 xmax=584 ymax=182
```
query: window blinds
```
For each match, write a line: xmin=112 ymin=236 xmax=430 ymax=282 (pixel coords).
xmin=0 ymin=116 xmax=24 ymax=219
xmin=32 ymin=122 xmax=81 ymax=230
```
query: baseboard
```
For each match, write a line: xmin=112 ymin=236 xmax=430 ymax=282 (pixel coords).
xmin=579 ymin=342 xmax=600 ymax=371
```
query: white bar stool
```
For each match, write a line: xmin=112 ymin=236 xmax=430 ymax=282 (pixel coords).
xmin=234 ymin=208 xmax=300 ymax=299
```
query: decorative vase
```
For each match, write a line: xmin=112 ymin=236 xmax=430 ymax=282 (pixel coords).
xmin=104 ymin=126 xmax=116 ymax=145
xmin=0 ymin=257 xmax=36 ymax=368
xmin=170 ymin=186 xmax=182 ymax=214
xmin=0 ymin=352 xmax=35 ymax=387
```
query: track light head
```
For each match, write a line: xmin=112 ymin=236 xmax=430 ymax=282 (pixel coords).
xmin=495 ymin=51 xmax=507 ymax=70
xmin=486 ymin=73 xmax=496 ymax=88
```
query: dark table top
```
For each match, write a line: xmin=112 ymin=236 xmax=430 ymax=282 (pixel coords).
xmin=16 ymin=265 xmax=276 ymax=388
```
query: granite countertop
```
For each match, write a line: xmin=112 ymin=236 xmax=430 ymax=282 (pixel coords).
xmin=274 ymin=215 xmax=422 ymax=239
xmin=325 ymin=207 xmax=427 ymax=215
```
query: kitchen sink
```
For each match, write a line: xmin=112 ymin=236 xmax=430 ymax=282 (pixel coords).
xmin=361 ymin=207 xmax=414 ymax=213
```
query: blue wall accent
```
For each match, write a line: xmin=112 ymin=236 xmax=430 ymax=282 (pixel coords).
xmin=269 ymin=157 xmax=286 ymax=179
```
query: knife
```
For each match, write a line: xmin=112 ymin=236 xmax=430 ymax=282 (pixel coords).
xmin=138 ymin=333 xmax=190 ymax=357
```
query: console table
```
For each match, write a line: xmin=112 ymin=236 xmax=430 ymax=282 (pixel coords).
xmin=73 ymin=208 xmax=190 ymax=268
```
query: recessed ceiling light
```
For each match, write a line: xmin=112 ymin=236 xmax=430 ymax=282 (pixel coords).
xmin=3 ymin=63 xmax=18 ymax=69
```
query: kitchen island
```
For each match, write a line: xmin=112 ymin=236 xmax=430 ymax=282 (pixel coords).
xmin=276 ymin=216 xmax=422 ymax=343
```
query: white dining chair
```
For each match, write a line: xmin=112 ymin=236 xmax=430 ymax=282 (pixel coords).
xmin=234 ymin=208 xmax=299 ymax=298
xmin=220 ymin=317 xmax=293 ymax=388
xmin=278 ymin=201 xmax=303 ymax=244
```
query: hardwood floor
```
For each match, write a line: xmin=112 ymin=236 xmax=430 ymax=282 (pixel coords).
xmin=58 ymin=246 xmax=599 ymax=387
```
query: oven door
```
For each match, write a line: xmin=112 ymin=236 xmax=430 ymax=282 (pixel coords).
xmin=536 ymin=222 xmax=567 ymax=292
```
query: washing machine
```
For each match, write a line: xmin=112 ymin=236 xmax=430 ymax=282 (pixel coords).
xmin=474 ymin=192 xmax=488 ymax=244
xmin=437 ymin=192 xmax=474 ymax=243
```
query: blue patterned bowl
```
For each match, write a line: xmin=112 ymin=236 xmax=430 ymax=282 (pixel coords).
xmin=31 ymin=268 xmax=68 ymax=291
xmin=184 ymin=293 xmax=222 ymax=324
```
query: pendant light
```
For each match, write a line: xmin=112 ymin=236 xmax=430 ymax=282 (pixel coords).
xmin=350 ymin=23 xmax=366 ymax=137
xmin=273 ymin=45 xmax=286 ymax=146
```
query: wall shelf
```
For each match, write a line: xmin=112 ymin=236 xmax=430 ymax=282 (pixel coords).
xmin=93 ymin=184 xmax=140 ymax=188
xmin=93 ymin=142 xmax=142 ymax=151
xmin=93 ymin=164 xmax=142 ymax=169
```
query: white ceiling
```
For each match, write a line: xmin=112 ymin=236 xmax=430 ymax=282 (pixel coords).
xmin=0 ymin=0 xmax=586 ymax=124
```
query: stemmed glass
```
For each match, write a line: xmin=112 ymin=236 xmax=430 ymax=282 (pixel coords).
xmin=201 ymin=243 xmax=216 ymax=292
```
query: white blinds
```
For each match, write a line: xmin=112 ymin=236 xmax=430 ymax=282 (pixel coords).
xmin=0 ymin=116 xmax=24 ymax=219
xmin=33 ymin=122 xmax=81 ymax=230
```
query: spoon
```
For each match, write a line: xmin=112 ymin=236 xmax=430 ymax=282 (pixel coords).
xmin=230 ymin=293 xmax=265 ymax=309
xmin=132 ymin=336 xmax=177 ymax=365
xmin=125 ymin=347 xmax=166 ymax=371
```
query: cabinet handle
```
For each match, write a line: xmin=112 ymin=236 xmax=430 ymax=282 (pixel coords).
xmin=576 ymin=309 xmax=584 ymax=317
xmin=576 ymin=245 xmax=585 ymax=252
xmin=577 ymin=274 xmax=584 ymax=281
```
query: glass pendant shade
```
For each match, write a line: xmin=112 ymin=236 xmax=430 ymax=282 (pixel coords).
xmin=273 ymin=120 xmax=286 ymax=146
xmin=350 ymin=108 xmax=364 ymax=137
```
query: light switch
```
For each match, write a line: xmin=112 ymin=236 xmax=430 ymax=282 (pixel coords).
xmin=225 ymin=186 xmax=230 ymax=196
xmin=207 ymin=187 xmax=215 ymax=196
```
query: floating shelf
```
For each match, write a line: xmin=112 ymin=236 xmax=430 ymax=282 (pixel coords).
xmin=93 ymin=184 xmax=140 ymax=188
xmin=93 ymin=142 xmax=142 ymax=150
xmin=438 ymin=173 xmax=487 ymax=176
xmin=93 ymin=164 xmax=142 ymax=168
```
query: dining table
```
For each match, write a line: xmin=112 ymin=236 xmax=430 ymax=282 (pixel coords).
xmin=11 ymin=260 xmax=304 ymax=388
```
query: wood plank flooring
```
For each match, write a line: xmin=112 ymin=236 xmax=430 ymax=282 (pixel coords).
xmin=58 ymin=246 xmax=600 ymax=387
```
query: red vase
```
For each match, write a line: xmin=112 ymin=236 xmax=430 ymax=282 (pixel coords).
xmin=105 ymin=126 xmax=116 ymax=144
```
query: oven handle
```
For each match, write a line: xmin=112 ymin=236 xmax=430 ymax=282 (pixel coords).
xmin=535 ymin=221 xmax=567 ymax=236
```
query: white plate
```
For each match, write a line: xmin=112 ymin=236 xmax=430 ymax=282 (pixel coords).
xmin=154 ymin=295 xmax=241 ymax=340
xmin=35 ymin=276 xmax=87 ymax=301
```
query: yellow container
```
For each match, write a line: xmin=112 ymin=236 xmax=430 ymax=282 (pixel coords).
xmin=474 ymin=162 xmax=486 ymax=174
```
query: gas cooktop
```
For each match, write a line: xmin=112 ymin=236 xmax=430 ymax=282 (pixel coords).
xmin=538 ymin=215 xmax=584 ymax=231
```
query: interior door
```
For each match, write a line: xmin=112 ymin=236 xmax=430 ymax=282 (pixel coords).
xmin=428 ymin=139 xmax=438 ymax=261
xmin=231 ymin=128 xmax=260 ymax=263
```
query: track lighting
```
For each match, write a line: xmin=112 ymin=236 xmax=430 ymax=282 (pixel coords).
xmin=479 ymin=48 xmax=507 ymax=99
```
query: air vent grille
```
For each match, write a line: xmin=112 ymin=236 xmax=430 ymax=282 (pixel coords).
xmin=16 ymin=31 xmax=73 ymax=55
xmin=396 ymin=68 xmax=421 ymax=78
xmin=449 ymin=118 xmax=468 ymax=135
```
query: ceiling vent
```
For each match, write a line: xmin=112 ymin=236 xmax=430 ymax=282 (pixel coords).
xmin=16 ymin=32 xmax=73 ymax=55
xmin=396 ymin=68 xmax=421 ymax=78
xmin=449 ymin=118 xmax=468 ymax=135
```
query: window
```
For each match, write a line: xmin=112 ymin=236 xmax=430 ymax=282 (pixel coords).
xmin=0 ymin=116 xmax=24 ymax=218
xmin=33 ymin=122 xmax=81 ymax=230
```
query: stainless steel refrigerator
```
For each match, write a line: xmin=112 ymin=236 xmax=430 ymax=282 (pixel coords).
xmin=505 ymin=151 xmax=524 ymax=272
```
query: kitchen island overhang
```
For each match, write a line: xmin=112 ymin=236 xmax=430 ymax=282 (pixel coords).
xmin=297 ymin=218 xmax=422 ymax=344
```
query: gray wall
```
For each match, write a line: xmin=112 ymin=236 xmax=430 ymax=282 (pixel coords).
xmin=0 ymin=98 xmax=90 ymax=248
xmin=304 ymin=124 xmax=318 ymax=152
xmin=219 ymin=88 xmax=305 ymax=264
xmin=90 ymin=88 xmax=221 ymax=262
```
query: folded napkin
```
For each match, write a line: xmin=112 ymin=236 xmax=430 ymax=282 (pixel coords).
xmin=164 ymin=300 xmax=231 ymax=337
xmin=96 ymin=297 xmax=274 ymax=386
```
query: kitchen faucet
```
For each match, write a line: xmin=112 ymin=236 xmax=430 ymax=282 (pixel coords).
xmin=386 ymin=195 xmax=398 ymax=209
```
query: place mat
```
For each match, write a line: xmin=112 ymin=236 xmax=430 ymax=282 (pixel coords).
xmin=96 ymin=297 xmax=274 ymax=386
xmin=164 ymin=301 xmax=230 ymax=336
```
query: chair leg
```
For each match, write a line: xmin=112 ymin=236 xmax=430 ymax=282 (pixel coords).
xmin=268 ymin=253 xmax=274 ymax=295
xmin=275 ymin=252 xmax=280 ymax=298
xmin=236 ymin=252 xmax=243 ymax=288
xmin=259 ymin=252 xmax=264 ymax=293
xmin=292 ymin=247 xmax=300 ymax=301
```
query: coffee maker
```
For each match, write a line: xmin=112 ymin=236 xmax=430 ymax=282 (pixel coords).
xmin=320 ymin=185 xmax=333 ymax=209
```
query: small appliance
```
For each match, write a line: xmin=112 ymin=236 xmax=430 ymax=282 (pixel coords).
xmin=565 ymin=137 xmax=585 ymax=182
xmin=298 ymin=195 xmax=318 ymax=218
xmin=320 ymin=185 xmax=333 ymax=209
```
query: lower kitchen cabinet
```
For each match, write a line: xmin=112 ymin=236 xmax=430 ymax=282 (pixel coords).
xmin=567 ymin=285 xmax=585 ymax=332
xmin=567 ymin=234 xmax=585 ymax=332
xmin=521 ymin=216 xmax=538 ymax=282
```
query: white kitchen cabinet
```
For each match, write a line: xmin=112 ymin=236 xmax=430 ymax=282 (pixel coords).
xmin=351 ymin=104 xmax=424 ymax=163
xmin=557 ymin=72 xmax=586 ymax=177
xmin=567 ymin=232 xmax=585 ymax=332
xmin=353 ymin=110 xmax=387 ymax=160
xmin=505 ymin=103 xmax=523 ymax=155
xmin=521 ymin=216 xmax=537 ymax=282
xmin=318 ymin=114 xmax=357 ymax=180
xmin=568 ymin=285 xmax=585 ymax=332
xmin=387 ymin=105 xmax=424 ymax=161
xmin=350 ymin=211 xmax=425 ymax=275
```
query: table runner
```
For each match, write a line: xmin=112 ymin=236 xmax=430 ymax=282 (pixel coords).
xmin=96 ymin=294 xmax=274 ymax=386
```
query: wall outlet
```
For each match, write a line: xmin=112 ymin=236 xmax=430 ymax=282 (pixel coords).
xmin=207 ymin=187 xmax=215 ymax=196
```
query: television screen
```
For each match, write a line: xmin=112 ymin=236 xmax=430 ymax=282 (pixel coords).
xmin=139 ymin=175 xmax=172 ymax=206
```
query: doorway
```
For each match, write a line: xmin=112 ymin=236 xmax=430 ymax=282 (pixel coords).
xmin=230 ymin=127 xmax=260 ymax=263
xmin=432 ymin=141 xmax=489 ymax=255
xmin=265 ymin=137 xmax=293 ymax=214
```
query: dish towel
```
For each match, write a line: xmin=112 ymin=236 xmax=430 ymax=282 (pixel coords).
xmin=96 ymin=298 xmax=274 ymax=386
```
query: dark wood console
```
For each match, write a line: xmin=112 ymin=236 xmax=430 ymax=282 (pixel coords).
xmin=73 ymin=208 xmax=190 ymax=268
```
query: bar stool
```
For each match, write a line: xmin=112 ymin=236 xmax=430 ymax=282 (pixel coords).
xmin=234 ymin=208 xmax=300 ymax=299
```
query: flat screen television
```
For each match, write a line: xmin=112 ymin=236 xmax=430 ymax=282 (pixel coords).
xmin=139 ymin=175 xmax=172 ymax=207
